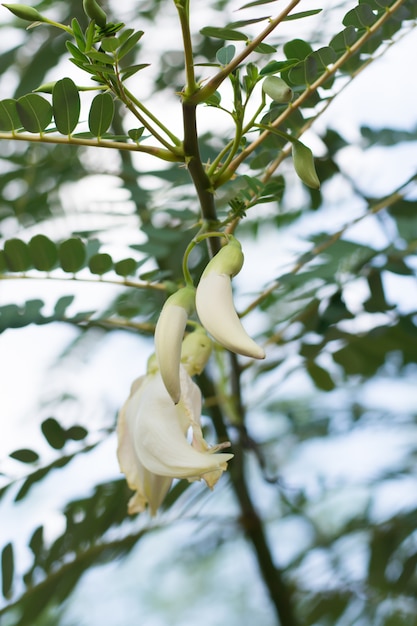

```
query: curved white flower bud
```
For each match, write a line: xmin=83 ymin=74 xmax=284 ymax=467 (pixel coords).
xmin=195 ymin=237 xmax=265 ymax=360
xmin=117 ymin=365 xmax=233 ymax=514
xmin=154 ymin=286 xmax=195 ymax=404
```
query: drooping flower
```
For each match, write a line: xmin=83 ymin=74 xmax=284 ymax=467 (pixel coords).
xmin=154 ymin=285 xmax=195 ymax=404
xmin=195 ymin=237 xmax=265 ymax=359
xmin=117 ymin=352 xmax=233 ymax=515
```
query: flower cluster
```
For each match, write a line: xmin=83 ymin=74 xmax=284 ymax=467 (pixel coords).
xmin=117 ymin=236 xmax=265 ymax=515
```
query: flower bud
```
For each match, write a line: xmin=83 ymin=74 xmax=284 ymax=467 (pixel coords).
xmin=262 ymin=75 xmax=293 ymax=104
xmin=196 ymin=237 xmax=265 ymax=360
xmin=154 ymin=285 xmax=195 ymax=404
xmin=82 ymin=0 xmax=107 ymax=28
xmin=180 ymin=327 xmax=213 ymax=376
xmin=2 ymin=3 xmax=47 ymax=22
xmin=292 ymin=139 xmax=320 ymax=189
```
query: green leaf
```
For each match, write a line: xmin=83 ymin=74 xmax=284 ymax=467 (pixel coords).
xmin=88 ymin=252 xmax=113 ymax=275
xmin=28 ymin=526 xmax=44 ymax=557
xmin=289 ymin=55 xmax=318 ymax=86
xmin=41 ymin=417 xmax=66 ymax=450
xmin=114 ymin=257 xmax=138 ymax=277
xmin=0 ymin=99 xmax=20 ymax=131
xmin=284 ymin=9 xmax=322 ymax=21
xmin=306 ymin=361 xmax=335 ymax=391
xmin=87 ymin=49 xmax=114 ymax=65
xmin=128 ymin=127 xmax=145 ymax=142
xmin=120 ymin=63 xmax=150 ymax=80
xmin=71 ymin=17 xmax=86 ymax=52
xmin=216 ymin=44 xmax=235 ymax=65
xmin=117 ymin=30 xmax=144 ymax=60
xmin=66 ymin=426 xmax=88 ymax=441
xmin=312 ymin=46 xmax=337 ymax=69
xmin=58 ymin=237 xmax=86 ymax=273
xmin=28 ymin=234 xmax=58 ymax=271
xmin=343 ymin=4 xmax=378 ymax=29
xmin=16 ymin=93 xmax=52 ymax=133
xmin=88 ymin=92 xmax=114 ymax=138
xmin=66 ymin=40 xmax=90 ymax=64
xmin=227 ymin=16 xmax=270 ymax=28
xmin=1 ymin=543 xmax=13 ymax=599
xmin=283 ymin=38 xmax=313 ymax=61
xmin=101 ymin=36 xmax=119 ymax=53
xmin=52 ymin=77 xmax=80 ymax=135
xmin=9 ymin=448 xmax=39 ymax=463
xmin=53 ymin=295 xmax=75 ymax=318
xmin=260 ymin=59 xmax=299 ymax=75
xmin=200 ymin=26 xmax=248 ymax=41
xmin=239 ymin=0 xmax=279 ymax=8
xmin=330 ymin=26 xmax=359 ymax=54
xmin=254 ymin=42 xmax=277 ymax=54
xmin=4 ymin=238 xmax=32 ymax=272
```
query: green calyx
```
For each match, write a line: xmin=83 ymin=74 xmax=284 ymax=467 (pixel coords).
xmin=164 ymin=285 xmax=196 ymax=314
xmin=201 ymin=236 xmax=244 ymax=279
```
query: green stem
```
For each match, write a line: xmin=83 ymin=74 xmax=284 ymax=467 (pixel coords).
xmin=0 ymin=273 xmax=166 ymax=291
xmin=123 ymin=86 xmax=183 ymax=148
xmin=175 ymin=0 xmax=199 ymax=96
xmin=184 ymin=0 xmax=302 ymax=105
xmin=222 ymin=0 xmax=408 ymax=180
xmin=0 ymin=132 xmax=183 ymax=162
xmin=209 ymin=95 xmax=266 ymax=181
xmin=182 ymin=101 xmax=220 ymax=255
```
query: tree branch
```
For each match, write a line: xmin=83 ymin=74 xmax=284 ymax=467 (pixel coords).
xmin=182 ymin=101 xmax=221 ymax=255
xmin=200 ymin=367 xmax=297 ymax=626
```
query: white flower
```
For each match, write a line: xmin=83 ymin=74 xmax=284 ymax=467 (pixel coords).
xmin=196 ymin=237 xmax=265 ymax=359
xmin=117 ymin=364 xmax=233 ymax=515
xmin=154 ymin=286 xmax=195 ymax=404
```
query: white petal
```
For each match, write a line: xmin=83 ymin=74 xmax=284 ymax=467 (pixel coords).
xmin=155 ymin=304 xmax=188 ymax=404
xmin=128 ymin=372 xmax=233 ymax=481
xmin=117 ymin=376 xmax=172 ymax=515
xmin=196 ymin=273 xmax=265 ymax=359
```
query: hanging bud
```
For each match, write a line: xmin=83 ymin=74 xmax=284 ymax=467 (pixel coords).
xmin=180 ymin=327 xmax=213 ymax=377
xmin=195 ymin=237 xmax=265 ymax=360
xmin=2 ymin=3 xmax=48 ymax=23
xmin=262 ymin=75 xmax=293 ymax=104
xmin=154 ymin=285 xmax=195 ymax=404
xmin=82 ymin=0 xmax=107 ymax=28
xmin=292 ymin=139 xmax=320 ymax=189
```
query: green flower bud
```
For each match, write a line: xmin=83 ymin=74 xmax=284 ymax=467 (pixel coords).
xmin=292 ymin=139 xmax=320 ymax=189
xmin=181 ymin=328 xmax=213 ymax=376
xmin=2 ymin=3 xmax=47 ymax=22
xmin=33 ymin=82 xmax=56 ymax=94
xmin=82 ymin=0 xmax=107 ymax=28
xmin=262 ymin=75 xmax=293 ymax=104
